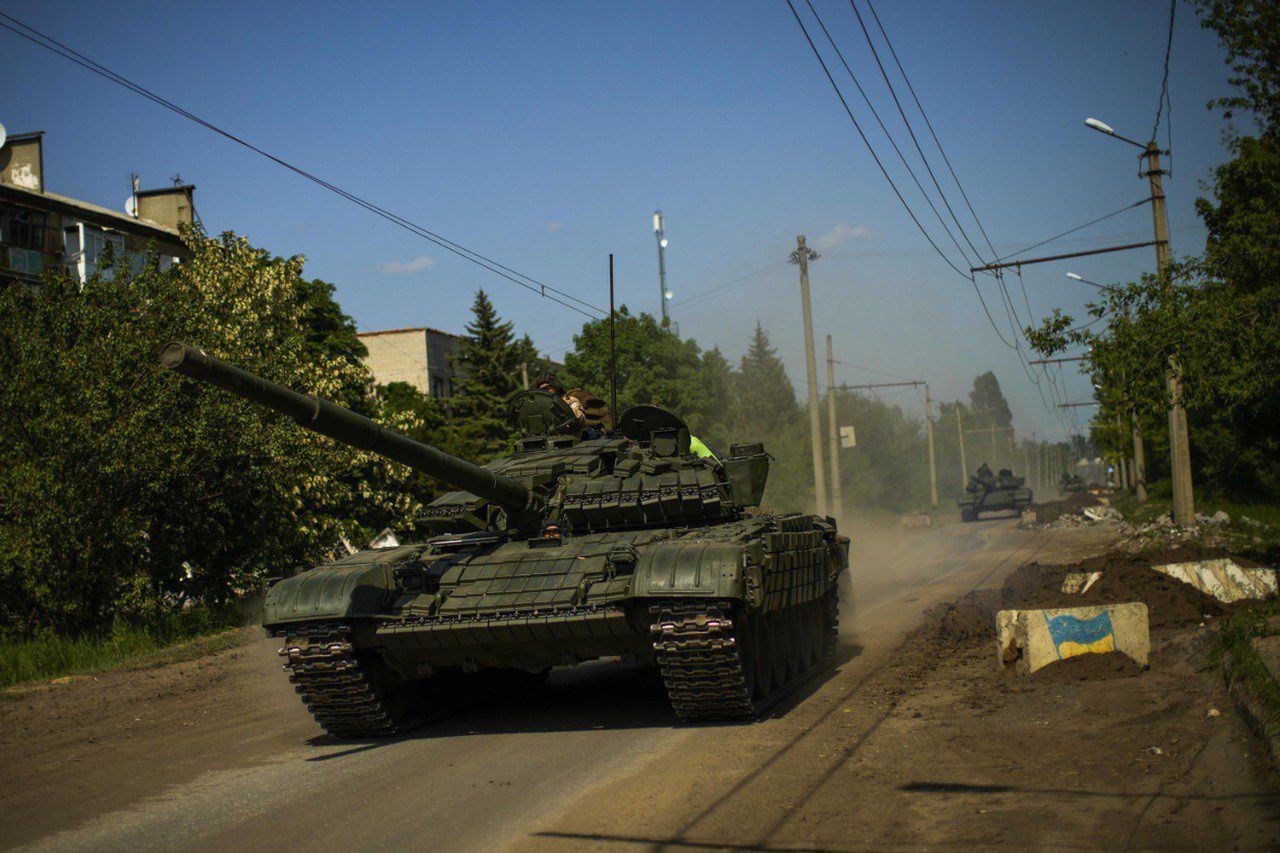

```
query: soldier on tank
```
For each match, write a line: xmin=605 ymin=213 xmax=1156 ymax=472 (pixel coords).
xmin=535 ymin=372 xmax=614 ymax=438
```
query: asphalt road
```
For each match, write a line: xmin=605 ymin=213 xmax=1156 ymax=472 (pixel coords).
xmin=5 ymin=517 xmax=1115 ymax=852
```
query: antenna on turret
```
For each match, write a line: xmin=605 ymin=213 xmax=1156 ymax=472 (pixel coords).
xmin=608 ymin=253 xmax=618 ymax=425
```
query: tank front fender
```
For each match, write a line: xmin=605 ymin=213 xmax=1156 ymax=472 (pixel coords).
xmin=263 ymin=545 xmax=424 ymax=626
xmin=630 ymin=541 xmax=746 ymax=599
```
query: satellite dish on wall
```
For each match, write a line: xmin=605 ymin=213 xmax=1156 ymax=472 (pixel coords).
xmin=125 ymin=196 xmax=138 ymax=217
xmin=0 ymin=122 xmax=8 ymax=149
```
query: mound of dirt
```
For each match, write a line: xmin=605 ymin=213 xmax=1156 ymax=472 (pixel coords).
xmin=1028 ymin=651 xmax=1145 ymax=683
xmin=898 ymin=544 xmax=1266 ymax=673
xmin=1002 ymin=544 xmax=1261 ymax=629
xmin=1030 ymin=489 xmax=1107 ymax=524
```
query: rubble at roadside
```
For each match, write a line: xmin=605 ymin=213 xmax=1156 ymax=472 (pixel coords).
xmin=1020 ymin=488 xmax=1278 ymax=558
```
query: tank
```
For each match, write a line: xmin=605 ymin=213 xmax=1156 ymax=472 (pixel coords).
xmin=161 ymin=343 xmax=850 ymax=736
xmin=1061 ymin=472 xmax=1085 ymax=492
xmin=956 ymin=464 xmax=1032 ymax=522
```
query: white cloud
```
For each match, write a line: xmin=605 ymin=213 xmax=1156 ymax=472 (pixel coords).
xmin=815 ymin=223 xmax=872 ymax=250
xmin=378 ymin=255 xmax=437 ymax=274
xmin=546 ymin=221 xmax=564 ymax=232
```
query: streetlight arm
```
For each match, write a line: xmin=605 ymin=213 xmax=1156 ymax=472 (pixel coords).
xmin=1083 ymin=117 xmax=1147 ymax=150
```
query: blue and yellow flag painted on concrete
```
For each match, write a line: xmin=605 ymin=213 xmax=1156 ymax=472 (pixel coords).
xmin=1044 ymin=611 xmax=1117 ymax=659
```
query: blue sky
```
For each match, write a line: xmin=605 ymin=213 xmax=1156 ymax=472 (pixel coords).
xmin=2 ymin=0 xmax=1233 ymax=440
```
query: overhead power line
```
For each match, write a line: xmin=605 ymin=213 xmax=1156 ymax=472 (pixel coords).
xmin=782 ymin=0 xmax=971 ymax=280
xmin=996 ymin=198 xmax=1152 ymax=263
xmin=863 ymin=0 xmax=997 ymax=258
xmin=1152 ymin=0 xmax=1177 ymax=146
xmin=848 ymin=0 xmax=987 ymax=265
xmin=803 ymin=0 xmax=980 ymax=270
xmin=0 ymin=11 xmax=605 ymax=320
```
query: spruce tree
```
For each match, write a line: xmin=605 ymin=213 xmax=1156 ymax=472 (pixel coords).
xmin=737 ymin=322 xmax=798 ymax=437
xmin=450 ymin=289 xmax=523 ymax=461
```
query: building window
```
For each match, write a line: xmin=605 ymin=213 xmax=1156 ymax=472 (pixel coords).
xmin=0 ymin=204 xmax=48 ymax=277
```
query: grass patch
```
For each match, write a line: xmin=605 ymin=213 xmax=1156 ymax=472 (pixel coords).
xmin=1216 ymin=600 xmax=1280 ymax=740
xmin=0 ymin=606 xmax=244 ymax=689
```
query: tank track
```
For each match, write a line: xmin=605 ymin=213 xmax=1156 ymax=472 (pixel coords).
xmin=650 ymin=602 xmax=756 ymax=721
xmin=279 ymin=623 xmax=405 ymax=738
xmin=651 ymin=587 xmax=839 ymax=722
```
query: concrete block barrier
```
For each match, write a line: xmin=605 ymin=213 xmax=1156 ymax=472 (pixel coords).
xmin=1153 ymin=559 xmax=1277 ymax=603
xmin=996 ymin=602 xmax=1150 ymax=675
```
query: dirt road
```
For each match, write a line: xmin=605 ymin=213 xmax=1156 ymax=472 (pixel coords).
xmin=3 ymin=518 xmax=1275 ymax=850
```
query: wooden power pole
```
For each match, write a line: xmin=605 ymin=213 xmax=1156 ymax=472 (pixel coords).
xmin=1146 ymin=144 xmax=1195 ymax=524
xmin=825 ymin=335 xmax=842 ymax=520
xmin=793 ymin=235 xmax=828 ymax=517
xmin=955 ymin=407 xmax=968 ymax=483
xmin=924 ymin=384 xmax=938 ymax=507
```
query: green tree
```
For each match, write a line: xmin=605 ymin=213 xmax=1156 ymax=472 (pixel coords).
xmin=0 ymin=230 xmax=421 ymax=636
xmin=562 ymin=307 xmax=709 ymax=430
xmin=449 ymin=290 xmax=526 ymax=461
xmin=968 ymin=371 xmax=1013 ymax=432
xmin=736 ymin=322 xmax=798 ymax=438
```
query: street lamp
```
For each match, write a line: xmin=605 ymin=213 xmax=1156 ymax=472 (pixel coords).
xmin=1083 ymin=117 xmax=1147 ymax=149
xmin=1082 ymin=115 xmax=1186 ymax=512
xmin=1065 ymin=271 xmax=1118 ymax=292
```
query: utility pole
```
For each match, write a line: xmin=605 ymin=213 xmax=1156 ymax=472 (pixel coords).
xmin=924 ymin=384 xmax=938 ymax=507
xmin=825 ymin=335 xmax=843 ymax=520
xmin=1145 ymin=144 xmax=1194 ymax=523
xmin=1030 ymin=433 xmax=1037 ymax=492
xmin=653 ymin=211 xmax=670 ymax=326
xmin=955 ymin=407 xmax=968 ymax=483
xmin=521 ymin=361 xmax=529 ymax=391
xmin=792 ymin=235 xmax=827 ymax=517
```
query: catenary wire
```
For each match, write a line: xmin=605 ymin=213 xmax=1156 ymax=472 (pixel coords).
xmin=863 ymin=0 xmax=999 ymax=258
xmin=1151 ymin=0 xmax=1177 ymax=145
xmin=803 ymin=0 xmax=980 ymax=270
xmin=847 ymin=0 xmax=988 ymax=265
xmin=782 ymin=0 xmax=973 ymax=280
xmin=0 ymin=12 xmax=606 ymax=320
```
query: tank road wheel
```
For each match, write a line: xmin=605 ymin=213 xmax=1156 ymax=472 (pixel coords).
xmin=819 ymin=585 xmax=839 ymax=663
xmin=799 ymin=599 xmax=820 ymax=670
xmin=752 ymin=611 xmax=774 ymax=698
xmin=784 ymin=605 xmax=804 ymax=679
xmin=650 ymin=602 xmax=756 ymax=721
xmin=281 ymin=624 xmax=411 ymax=739
xmin=764 ymin=609 xmax=787 ymax=687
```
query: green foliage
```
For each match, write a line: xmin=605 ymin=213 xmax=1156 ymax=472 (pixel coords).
xmin=1193 ymin=0 xmax=1280 ymax=133
xmin=1027 ymin=3 xmax=1280 ymax=503
xmin=0 ymin=606 xmax=242 ymax=689
xmin=968 ymin=371 xmax=1013 ymax=430
xmin=449 ymin=290 xmax=528 ymax=461
xmin=0 ymin=229 xmax=422 ymax=637
xmin=563 ymin=307 xmax=729 ymax=439
xmin=736 ymin=322 xmax=798 ymax=439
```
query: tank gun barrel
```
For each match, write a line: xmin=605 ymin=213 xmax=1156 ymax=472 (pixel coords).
xmin=160 ymin=343 xmax=534 ymax=516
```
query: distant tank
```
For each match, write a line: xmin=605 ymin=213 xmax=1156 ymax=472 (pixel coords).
xmin=1061 ymin=472 xmax=1085 ymax=492
xmin=162 ymin=343 xmax=850 ymax=737
xmin=957 ymin=464 xmax=1032 ymax=522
